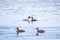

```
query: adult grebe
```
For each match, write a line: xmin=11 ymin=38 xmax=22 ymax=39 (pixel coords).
xmin=23 ymin=16 xmax=31 ymax=23
xmin=36 ymin=27 xmax=45 ymax=36
xmin=23 ymin=16 xmax=37 ymax=23
xmin=16 ymin=27 xmax=25 ymax=34
xmin=31 ymin=16 xmax=38 ymax=21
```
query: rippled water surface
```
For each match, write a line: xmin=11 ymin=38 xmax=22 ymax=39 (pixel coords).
xmin=0 ymin=26 xmax=60 ymax=40
xmin=0 ymin=0 xmax=60 ymax=40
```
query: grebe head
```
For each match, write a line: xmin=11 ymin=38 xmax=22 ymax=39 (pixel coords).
xmin=16 ymin=27 xmax=19 ymax=30
xmin=28 ymin=16 xmax=30 ymax=18
xmin=36 ymin=27 xmax=39 ymax=30
xmin=31 ymin=16 xmax=33 ymax=19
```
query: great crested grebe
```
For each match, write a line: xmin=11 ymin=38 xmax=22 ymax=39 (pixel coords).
xmin=31 ymin=16 xmax=37 ymax=21
xmin=16 ymin=27 xmax=25 ymax=35
xmin=23 ymin=16 xmax=37 ymax=23
xmin=36 ymin=27 xmax=45 ymax=36
xmin=23 ymin=16 xmax=31 ymax=23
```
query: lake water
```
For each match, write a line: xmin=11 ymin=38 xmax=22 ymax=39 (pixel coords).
xmin=0 ymin=0 xmax=60 ymax=40
xmin=0 ymin=26 xmax=60 ymax=40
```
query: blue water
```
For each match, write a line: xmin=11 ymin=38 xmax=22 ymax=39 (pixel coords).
xmin=0 ymin=0 xmax=60 ymax=40
xmin=0 ymin=26 xmax=60 ymax=40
